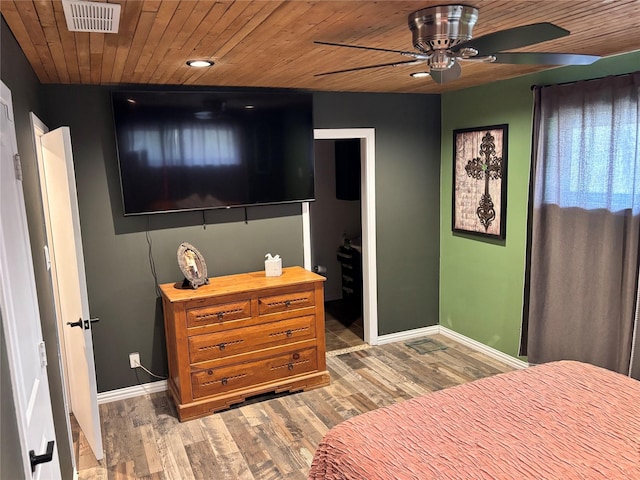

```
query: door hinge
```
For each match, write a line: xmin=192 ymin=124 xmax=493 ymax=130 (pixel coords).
xmin=14 ymin=153 xmax=22 ymax=181
xmin=38 ymin=341 xmax=47 ymax=368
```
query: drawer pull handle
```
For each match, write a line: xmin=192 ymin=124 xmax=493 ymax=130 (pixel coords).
xmin=207 ymin=369 xmax=213 ymax=375
xmin=287 ymin=363 xmax=294 ymax=371
xmin=285 ymin=300 xmax=291 ymax=307
xmin=293 ymin=353 xmax=300 ymax=360
xmin=286 ymin=330 xmax=292 ymax=337
xmin=217 ymin=312 xmax=224 ymax=320
xmin=218 ymin=343 xmax=226 ymax=351
xmin=221 ymin=377 xmax=228 ymax=385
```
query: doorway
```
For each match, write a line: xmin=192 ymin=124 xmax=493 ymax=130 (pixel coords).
xmin=1 ymin=80 xmax=62 ymax=479
xmin=303 ymin=128 xmax=378 ymax=346
xmin=30 ymin=114 xmax=103 ymax=465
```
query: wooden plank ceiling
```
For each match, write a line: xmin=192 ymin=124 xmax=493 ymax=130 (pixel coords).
xmin=2 ymin=0 xmax=639 ymax=94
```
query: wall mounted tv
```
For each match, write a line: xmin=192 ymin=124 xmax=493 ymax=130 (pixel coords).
xmin=111 ymin=90 xmax=315 ymax=215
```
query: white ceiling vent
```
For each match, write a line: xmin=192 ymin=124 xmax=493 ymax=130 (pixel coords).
xmin=62 ymin=0 xmax=121 ymax=33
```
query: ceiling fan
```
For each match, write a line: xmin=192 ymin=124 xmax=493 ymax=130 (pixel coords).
xmin=315 ymin=4 xmax=600 ymax=84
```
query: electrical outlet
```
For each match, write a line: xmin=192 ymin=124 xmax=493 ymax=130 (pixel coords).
xmin=129 ymin=352 xmax=140 ymax=369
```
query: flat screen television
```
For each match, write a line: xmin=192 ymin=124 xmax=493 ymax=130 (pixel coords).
xmin=111 ymin=90 xmax=315 ymax=215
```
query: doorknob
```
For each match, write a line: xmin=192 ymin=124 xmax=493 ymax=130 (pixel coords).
xmin=30 ymin=440 xmax=55 ymax=473
xmin=66 ymin=318 xmax=83 ymax=328
xmin=83 ymin=317 xmax=100 ymax=330
xmin=67 ymin=317 xmax=100 ymax=330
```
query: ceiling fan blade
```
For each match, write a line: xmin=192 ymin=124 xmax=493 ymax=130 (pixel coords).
xmin=492 ymin=52 xmax=600 ymax=65
xmin=315 ymin=60 xmax=424 ymax=77
xmin=429 ymin=61 xmax=462 ymax=84
xmin=452 ymin=23 xmax=569 ymax=56
xmin=314 ymin=41 xmax=428 ymax=60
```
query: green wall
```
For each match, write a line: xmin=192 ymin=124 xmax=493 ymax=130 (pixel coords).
xmin=440 ymin=51 xmax=640 ymax=358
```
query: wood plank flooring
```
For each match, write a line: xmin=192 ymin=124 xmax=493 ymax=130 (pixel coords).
xmin=323 ymin=313 xmax=364 ymax=352
xmin=74 ymin=333 xmax=514 ymax=480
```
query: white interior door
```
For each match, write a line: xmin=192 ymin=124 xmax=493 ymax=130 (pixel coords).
xmin=37 ymin=123 xmax=103 ymax=461
xmin=1 ymin=82 xmax=61 ymax=478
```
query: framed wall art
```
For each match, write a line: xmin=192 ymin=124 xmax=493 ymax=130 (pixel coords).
xmin=452 ymin=124 xmax=508 ymax=239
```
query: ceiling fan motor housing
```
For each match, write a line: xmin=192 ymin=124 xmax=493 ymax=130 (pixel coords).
xmin=408 ymin=4 xmax=479 ymax=54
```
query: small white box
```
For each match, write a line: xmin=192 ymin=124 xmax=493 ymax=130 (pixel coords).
xmin=264 ymin=253 xmax=282 ymax=277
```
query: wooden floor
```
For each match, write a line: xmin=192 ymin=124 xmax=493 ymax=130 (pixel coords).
xmin=323 ymin=309 xmax=365 ymax=352
xmin=74 ymin=329 xmax=513 ymax=480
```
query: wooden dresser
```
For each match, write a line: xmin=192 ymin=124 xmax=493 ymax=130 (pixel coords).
xmin=160 ymin=266 xmax=330 ymax=421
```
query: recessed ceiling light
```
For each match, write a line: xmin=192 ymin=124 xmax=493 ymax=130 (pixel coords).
xmin=244 ymin=105 xmax=255 ymax=109
xmin=410 ymin=72 xmax=430 ymax=78
xmin=186 ymin=60 xmax=214 ymax=68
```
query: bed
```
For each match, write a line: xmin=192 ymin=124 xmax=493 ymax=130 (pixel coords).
xmin=308 ymin=361 xmax=640 ymax=479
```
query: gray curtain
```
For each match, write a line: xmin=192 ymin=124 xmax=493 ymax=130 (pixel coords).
xmin=631 ymin=281 xmax=640 ymax=379
xmin=524 ymin=73 xmax=640 ymax=375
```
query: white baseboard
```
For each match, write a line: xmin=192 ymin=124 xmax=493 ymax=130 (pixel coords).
xmin=377 ymin=325 xmax=440 ymax=345
xmin=438 ymin=326 xmax=529 ymax=370
xmin=97 ymin=380 xmax=167 ymax=405
xmin=376 ymin=324 xmax=528 ymax=370
xmin=96 ymin=326 xmax=527 ymax=403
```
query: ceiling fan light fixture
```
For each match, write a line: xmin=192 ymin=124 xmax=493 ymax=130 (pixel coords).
xmin=429 ymin=51 xmax=455 ymax=71
xmin=314 ymin=6 xmax=598 ymax=86
xmin=186 ymin=60 xmax=214 ymax=68
xmin=408 ymin=4 xmax=479 ymax=53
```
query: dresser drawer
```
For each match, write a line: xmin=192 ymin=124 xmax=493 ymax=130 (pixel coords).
xmin=191 ymin=347 xmax=318 ymax=399
xmin=188 ymin=315 xmax=316 ymax=364
xmin=186 ymin=299 xmax=251 ymax=328
xmin=258 ymin=288 xmax=315 ymax=317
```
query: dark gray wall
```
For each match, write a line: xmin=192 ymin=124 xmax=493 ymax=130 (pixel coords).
xmin=42 ymin=84 xmax=308 ymax=392
xmin=314 ymin=92 xmax=441 ymax=335
xmin=2 ymin=23 xmax=440 ymax=398
xmin=0 ymin=17 xmax=74 ymax=479
xmin=39 ymin=87 xmax=441 ymax=391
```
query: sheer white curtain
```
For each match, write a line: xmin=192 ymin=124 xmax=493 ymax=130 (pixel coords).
xmin=522 ymin=73 xmax=640 ymax=376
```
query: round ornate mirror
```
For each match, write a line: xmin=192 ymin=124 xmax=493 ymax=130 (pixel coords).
xmin=177 ymin=242 xmax=209 ymax=289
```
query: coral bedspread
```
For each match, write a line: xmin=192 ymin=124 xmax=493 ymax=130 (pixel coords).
xmin=308 ymin=361 xmax=640 ymax=479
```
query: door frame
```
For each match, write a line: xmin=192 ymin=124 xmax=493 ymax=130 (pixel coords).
xmin=305 ymin=128 xmax=378 ymax=345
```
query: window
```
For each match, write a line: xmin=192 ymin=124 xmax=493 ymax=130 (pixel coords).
xmin=537 ymin=82 xmax=640 ymax=213
xmin=522 ymin=72 xmax=640 ymax=374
